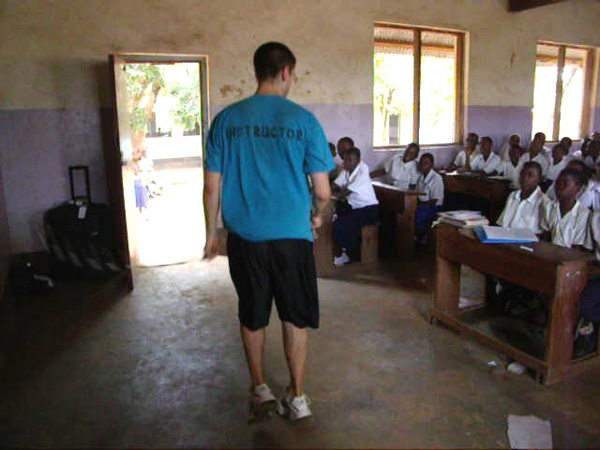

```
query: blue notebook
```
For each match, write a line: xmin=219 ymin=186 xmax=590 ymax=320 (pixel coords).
xmin=473 ymin=226 xmax=539 ymax=244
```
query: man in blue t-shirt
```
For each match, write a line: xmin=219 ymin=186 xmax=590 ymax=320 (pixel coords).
xmin=204 ymin=42 xmax=333 ymax=422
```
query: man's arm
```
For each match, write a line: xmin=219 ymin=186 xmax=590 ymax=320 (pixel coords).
xmin=203 ymin=170 xmax=222 ymax=260
xmin=310 ymin=172 xmax=331 ymax=229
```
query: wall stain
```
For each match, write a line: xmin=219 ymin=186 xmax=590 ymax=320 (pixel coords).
xmin=510 ymin=51 xmax=516 ymax=68
xmin=219 ymin=84 xmax=243 ymax=98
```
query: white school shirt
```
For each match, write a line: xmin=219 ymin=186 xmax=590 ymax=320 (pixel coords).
xmin=497 ymin=160 xmax=520 ymax=189
xmin=384 ymin=156 xmax=419 ymax=190
xmin=496 ymin=186 xmax=548 ymax=234
xmin=417 ymin=170 xmax=444 ymax=206
xmin=500 ymin=143 xmax=512 ymax=162
xmin=471 ymin=152 xmax=501 ymax=174
xmin=578 ymin=180 xmax=600 ymax=211
xmin=584 ymin=155 xmax=600 ymax=170
xmin=540 ymin=199 xmax=592 ymax=249
xmin=334 ymin=161 xmax=379 ymax=209
xmin=591 ymin=211 xmax=600 ymax=261
xmin=452 ymin=149 xmax=480 ymax=168
xmin=333 ymin=154 xmax=344 ymax=166
xmin=517 ymin=151 xmax=551 ymax=177
xmin=546 ymin=156 xmax=570 ymax=181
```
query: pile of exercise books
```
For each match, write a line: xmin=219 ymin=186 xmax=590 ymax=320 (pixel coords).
xmin=473 ymin=225 xmax=539 ymax=244
xmin=437 ymin=210 xmax=489 ymax=227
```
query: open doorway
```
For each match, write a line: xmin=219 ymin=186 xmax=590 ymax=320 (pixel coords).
xmin=110 ymin=54 xmax=209 ymax=270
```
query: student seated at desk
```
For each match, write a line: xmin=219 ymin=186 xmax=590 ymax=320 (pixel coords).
xmin=415 ymin=153 xmax=444 ymax=246
xmin=500 ymin=135 xmax=521 ymax=161
xmin=540 ymin=168 xmax=593 ymax=250
xmin=559 ymin=136 xmax=573 ymax=157
xmin=336 ymin=136 xmax=354 ymax=162
xmin=447 ymin=132 xmax=479 ymax=171
xmin=329 ymin=142 xmax=342 ymax=181
xmin=470 ymin=136 xmax=501 ymax=175
xmin=496 ymin=161 xmax=547 ymax=233
xmin=584 ymin=141 xmax=600 ymax=175
xmin=517 ymin=132 xmax=550 ymax=178
xmin=331 ymin=146 xmax=379 ymax=266
xmin=370 ymin=142 xmax=420 ymax=190
xmin=493 ymin=145 xmax=522 ymax=189
xmin=547 ymin=160 xmax=600 ymax=210
xmin=575 ymin=210 xmax=600 ymax=357
xmin=546 ymin=143 xmax=570 ymax=183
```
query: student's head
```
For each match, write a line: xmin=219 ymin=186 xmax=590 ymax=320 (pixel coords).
xmin=466 ymin=133 xmax=479 ymax=149
xmin=555 ymin=168 xmax=585 ymax=203
xmin=593 ymin=131 xmax=600 ymax=142
xmin=253 ymin=42 xmax=296 ymax=95
xmin=337 ymin=137 xmax=354 ymax=159
xmin=419 ymin=153 xmax=435 ymax=175
xmin=559 ymin=136 xmax=572 ymax=152
xmin=509 ymin=135 xmax=521 ymax=147
xmin=480 ymin=136 xmax=493 ymax=156
xmin=552 ymin=144 xmax=566 ymax=164
xmin=518 ymin=161 xmax=542 ymax=192
xmin=329 ymin=142 xmax=336 ymax=158
xmin=566 ymin=159 xmax=591 ymax=183
xmin=531 ymin=132 xmax=546 ymax=151
xmin=508 ymin=145 xmax=522 ymax=165
xmin=403 ymin=142 xmax=420 ymax=163
xmin=342 ymin=147 xmax=361 ymax=173
xmin=589 ymin=140 xmax=600 ymax=160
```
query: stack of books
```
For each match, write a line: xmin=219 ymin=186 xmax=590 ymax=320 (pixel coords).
xmin=437 ymin=210 xmax=489 ymax=228
xmin=473 ymin=226 xmax=539 ymax=244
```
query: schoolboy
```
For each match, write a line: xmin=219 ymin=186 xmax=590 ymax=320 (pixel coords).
xmin=546 ymin=143 xmax=570 ymax=182
xmin=448 ymin=132 xmax=479 ymax=170
xmin=415 ymin=153 xmax=444 ymax=245
xmin=370 ymin=142 xmax=420 ymax=190
xmin=547 ymin=160 xmax=600 ymax=210
xmin=500 ymin=134 xmax=521 ymax=161
xmin=585 ymin=141 xmax=600 ymax=174
xmin=496 ymin=161 xmax=547 ymax=233
xmin=471 ymin=136 xmax=501 ymax=174
xmin=517 ymin=132 xmax=550 ymax=177
xmin=332 ymin=147 xmax=379 ymax=265
xmin=336 ymin=136 xmax=354 ymax=162
xmin=540 ymin=168 xmax=592 ymax=250
xmin=494 ymin=145 xmax=522 ymax=189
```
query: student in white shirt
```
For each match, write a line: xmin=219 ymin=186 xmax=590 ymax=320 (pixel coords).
xmin=370 ymin=142 xmax=420 ymax=190
xmin=547 ymin=159 xmax=600 ymax=210
xmin=547 ymin=143 xmax=570 ymax=181
xmin=500 ymin=134 xmax=521 ymax=161
xmin=540 ymin=168 xmax=592 ymax=250
xmin=329 ymin=142 xmax=342 ymax=181
xmin=415 ymin=153 xmax=444 ymax=245
xmin=471 ymin=136 xmax=501 ymax=174
xmin=517 ymin=132 xmax=551 ymax=177
xmin=448 ymin=132 xmax=479 ymax=170
xmin=493 ymin=145 xmax=522 ymax=189
xmin=584 ymin=140 xmax=600 ymax=173
xmin=559 ymin=136 xmax=573 ymax=156
xmin=332 ymin=146 xmax=379 ymax=265
xmin=336 ymin=136 xmax=354 ymax=162
xmin=496 ymin=161 xmax=548 ymax=233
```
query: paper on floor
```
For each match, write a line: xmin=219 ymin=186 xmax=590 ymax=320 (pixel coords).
xmin=508 ymin=415 xmax=552 ymax=449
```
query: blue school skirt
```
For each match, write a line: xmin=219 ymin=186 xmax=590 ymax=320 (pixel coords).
xmin=134 ymin=178 xmax=149 ymax=209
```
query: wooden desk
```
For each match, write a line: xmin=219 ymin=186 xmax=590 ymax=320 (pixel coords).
xmin=431 ymin=224 xmax=597 ymax=385
xmin=442 ymin=173 xmax=511 ymax=224
xmin=372 ymin=181 xmax=419 ymax=258
xmin=314 ymin=201 xmax=337 ymax=277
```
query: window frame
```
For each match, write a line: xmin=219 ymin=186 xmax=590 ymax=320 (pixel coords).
xmin=534 ymin=41 xmax=594 ymax=141
xmin=373 ymin=22 xmax=465 ymax=150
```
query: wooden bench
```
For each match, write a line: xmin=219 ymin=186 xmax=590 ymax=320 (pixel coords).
xmin=372 ymin=181 xmax=419 ymax=259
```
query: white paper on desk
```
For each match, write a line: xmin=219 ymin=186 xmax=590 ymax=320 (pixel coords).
xmin=508 ymin=415 xmax=552 ymax=449
xmin=483 ymin=226 xmax=539 ymax=243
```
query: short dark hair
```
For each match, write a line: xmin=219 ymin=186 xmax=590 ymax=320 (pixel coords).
xmin=534 ymin=132 xmax=546 ymax=140
xmin=522 ymin=161 xmax=542 ymax=178
xmin=552 ymin=143 xmax=566 ymax=154
xmin=567 ymin=159 xmax=591 ymax=182
xmin=421 ymin=153 xmax=434 ymax=164
xmin=481 ymin=136 xmax=493 ymax=146
xmin=345 ymin=147 xmax=361 ymax=161
xmin=254 ymin=42 xmax=296 ymax=82
xmin=467 ymin=132 xmax=479 ymax=141
xmin=338 ymin=136 xmax=354 ymax=147
xmin=407 ymin=142 xmax=420 ymax=154
xmin=559 ymin=168 xmax=586 ymax=187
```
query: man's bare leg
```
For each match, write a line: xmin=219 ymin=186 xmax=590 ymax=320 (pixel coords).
xmin=282 ymin=321 xmax=308 ymax=396
xmin=240 ymin=325 xmax=266 ymax=387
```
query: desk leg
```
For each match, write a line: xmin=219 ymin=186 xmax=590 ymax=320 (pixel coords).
xmin=434 ymin=252 xmax=461 ymax=316
xmin=544 ymin=265 xmax=588 ymax=385
xmin=396 ymin=195 xmax=417 ymax=258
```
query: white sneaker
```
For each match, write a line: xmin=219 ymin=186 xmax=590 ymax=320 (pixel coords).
xmin=333 ymin=251 xmax=350 ymax=266
xmin=278 ymin=393 xmax=312 ymax=420
xmin=248 ymin=383 xmax=278 ymax=422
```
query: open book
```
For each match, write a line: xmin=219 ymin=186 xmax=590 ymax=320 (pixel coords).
xmin=473 ymin=226 xmax=539 ymax=244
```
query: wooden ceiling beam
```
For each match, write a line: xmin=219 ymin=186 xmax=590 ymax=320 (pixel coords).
xmin=508 ymin=0 xmax=567 ymax=12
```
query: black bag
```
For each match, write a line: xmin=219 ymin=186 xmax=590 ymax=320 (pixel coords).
xmin=44 ymin=166 xmax=125 ymax=276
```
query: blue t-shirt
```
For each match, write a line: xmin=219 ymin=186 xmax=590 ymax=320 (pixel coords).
xmin=206 ymin=95 xmax=334 ymax=242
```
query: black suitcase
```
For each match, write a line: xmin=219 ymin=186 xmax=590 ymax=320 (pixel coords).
xmin=44 ymin=166 xmax=125 ymax=277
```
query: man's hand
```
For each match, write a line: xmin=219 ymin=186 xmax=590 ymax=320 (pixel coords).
xmin=203 ymin=234 xmax=220 ymax=260
xmin=311 ymin=213 xmax=323 ymax=230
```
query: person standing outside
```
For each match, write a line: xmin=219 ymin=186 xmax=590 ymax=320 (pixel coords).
xmin=203 ymin=42 xmax=333 ymax=421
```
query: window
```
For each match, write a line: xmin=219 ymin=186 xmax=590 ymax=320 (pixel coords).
xmin=373 ymin=24 xmax=464 ymax=148
xmin=532 ymin=43 xmax=593 ymax=141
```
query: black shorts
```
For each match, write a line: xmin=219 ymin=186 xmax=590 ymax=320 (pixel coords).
xmin=227 ymin=233 xmax=319 ymax=330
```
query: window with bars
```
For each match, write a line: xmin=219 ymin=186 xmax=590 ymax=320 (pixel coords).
xmin=532 ymin=43 xmax=593 ymax=141
xmin=373 ymin=24 xmax=464 ymax=148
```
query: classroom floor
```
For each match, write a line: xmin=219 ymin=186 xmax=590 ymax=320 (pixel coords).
xmin=1 ymin=255 xmax=600 ymax=448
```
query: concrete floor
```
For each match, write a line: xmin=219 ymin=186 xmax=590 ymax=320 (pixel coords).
xmin=1 ymin=256 xmax=600 ymax=448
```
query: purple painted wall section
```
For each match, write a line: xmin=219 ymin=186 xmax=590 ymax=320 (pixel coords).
xmin=466 ymin=105 xmax=533 ymax=149
xmin=594 ymin=107 xmax=600 ymax=133
xmin=0 ymin=108 xmax=107 ymax=253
